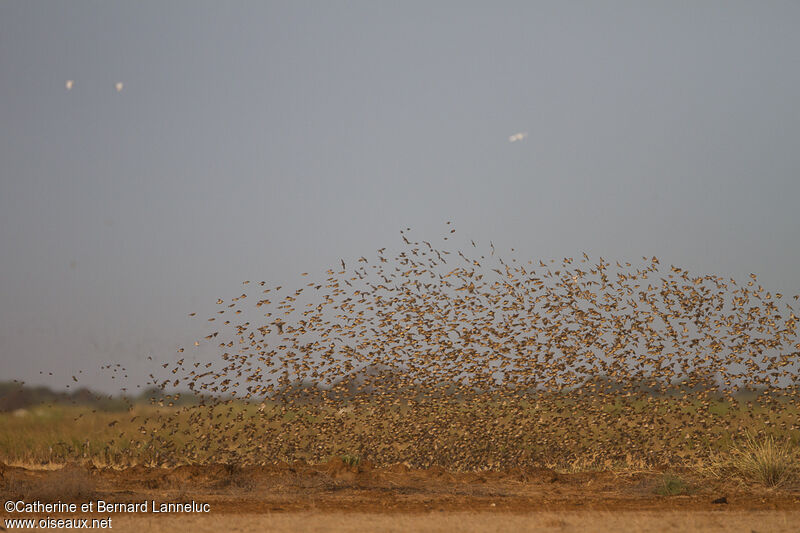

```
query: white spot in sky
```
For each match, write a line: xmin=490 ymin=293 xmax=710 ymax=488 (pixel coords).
xmin=115 ymin=82 xmax=124 ymax=92
xmin=65 ymin=80 xmax=74 ymax=90
xmin=508 ymin=132 xmax=528 ymax=143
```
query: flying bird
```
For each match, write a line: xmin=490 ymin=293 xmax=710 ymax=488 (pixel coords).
xmin=508 ymin=132 xmax=528 ymax=143
xmin=65 ymin=80 xmax=74 ymax=90
xmin=115 ymin=82 xmax=124 ymax=92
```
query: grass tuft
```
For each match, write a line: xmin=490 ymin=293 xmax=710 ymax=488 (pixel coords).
xmin=708 ymin=432 xmax=797 ymax=488
xmin=341 ymin=454 xmax=361 ymax=467
xmin=654 ymin=472 xmax=690 ymax=496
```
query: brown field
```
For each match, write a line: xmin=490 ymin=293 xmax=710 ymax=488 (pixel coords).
xmin=2 ymin=397 xmax=798 ymax=471
xmin=2 ymin=391 xmax=800 ymax=531
xmin=2 ymin=461 xmax=800 ymax=532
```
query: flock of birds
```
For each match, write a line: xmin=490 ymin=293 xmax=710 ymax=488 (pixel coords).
xmin=91 ymin=228 xmax=800 ymax=469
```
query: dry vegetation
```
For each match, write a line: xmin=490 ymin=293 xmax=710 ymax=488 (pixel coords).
xmin=706 ymin=432 xmax=798 ymax=487
xmin=2 ymin=400 xmax=799 ymax=483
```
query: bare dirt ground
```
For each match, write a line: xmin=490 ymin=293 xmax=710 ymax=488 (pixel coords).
xmin=6 ymin=512 xmax=800 ymax=533
xmin=3 ymin=461 xmax=800 ymax=531
xmin=107 ymin=510 xmax=800 ymax=533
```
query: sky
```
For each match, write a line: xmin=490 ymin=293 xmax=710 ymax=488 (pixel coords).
xmin=1 ymin=1 xmax=799 ymax=393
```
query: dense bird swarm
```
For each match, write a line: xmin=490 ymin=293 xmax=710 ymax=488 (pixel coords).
xmin=102 ymin=229 xmax=800 ymax=469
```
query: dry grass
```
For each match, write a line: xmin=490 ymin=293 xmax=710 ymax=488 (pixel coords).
xmin=3 ymin=400 xmax=799 ymax=471
xmin=707 ymin=432 xmax=798 ymax=487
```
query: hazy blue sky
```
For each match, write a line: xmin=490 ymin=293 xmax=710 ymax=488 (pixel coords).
xmin=1 ymin=2 xmax=799 ymax=392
